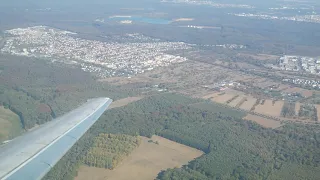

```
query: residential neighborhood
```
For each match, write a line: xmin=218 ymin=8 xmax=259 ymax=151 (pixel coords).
xmin=232 ymin=13 xmax=320 ymax=24
xmin=1 ymin=26 xmax=190 ymax=77
xmin=161 ymin=0 xmax=254 ymax=9
xmin=278 ymin=55 xmax=320 ymax=75
xmin=283 ymin=78 xmax=320 ymax=90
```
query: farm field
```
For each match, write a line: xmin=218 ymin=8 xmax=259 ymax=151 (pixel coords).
xmin=316 ymin=105 xmax=320 ymax=122
xmin=300 ymin=90 xmax=314 ymax=98
xmin=254 ymin=100 xmax=284 ymax=117
xmin=228 ymin=95 xmax=245 ymax=107
xmin=202 ymin=92 xmax=220 ymax=99
xmin=212 ymin=93 xmax=236 ymax=104
xmin=0 ymin=106 xmax=23 ymax=142
xmin=284 ymin=87 xmax=314 ymax=98
xmin=253 ymin=79 xmax=276 ymax=89
xmin=276 ymin=84 xmax=290 ymax=91
xmin=239 ymin=97 xmax=257 ymax=111
xmin=75 ymin=135 xmax=203 ymax=180
xmin=295 ymin=102 xmax=301 ymax=116
xmin=284 ymin=87 xmax=301 ymax=93
xmin=244 ymin=114 xmax=282 ymax=129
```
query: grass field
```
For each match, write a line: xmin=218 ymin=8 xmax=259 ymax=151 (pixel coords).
xmin=244 ymin=114 xmax=282 ymax=129
xmin=75 ymin=135 xmax=203 ymax=180
xmin=0 ymin=106 xmax=23 ymax=142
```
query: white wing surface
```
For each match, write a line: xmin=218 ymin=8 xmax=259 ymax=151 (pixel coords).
xmin=0 ymin=97 xmax=112 ymax=180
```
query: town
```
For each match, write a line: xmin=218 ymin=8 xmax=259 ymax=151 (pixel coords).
xmin=276 ymin=55 xmax=320 ymax=75
xmin=283 ymin=78 xmax=320 ymax=90
xmin=161 ymin=0 xmax=254 ymax=9
xmin=231 ymin=13 xmax=320 ymax=24
xmin=1 ymin=26 xmax=190 ymax=77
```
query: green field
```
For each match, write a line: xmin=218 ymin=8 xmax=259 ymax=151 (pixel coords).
xmin=0 ymin=106 xmax=23 ymax=142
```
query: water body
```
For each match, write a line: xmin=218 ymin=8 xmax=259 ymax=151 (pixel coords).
xmin=109 ymin=16 xmax=172 ymax=25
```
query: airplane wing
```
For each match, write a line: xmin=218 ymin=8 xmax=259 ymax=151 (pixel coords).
xmin=0 ymin=97 xmax=112 ymax=180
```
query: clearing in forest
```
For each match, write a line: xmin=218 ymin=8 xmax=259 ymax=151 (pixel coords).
xmin=254 ymin=100 xmax=284 ymax=117
xmin=108 ymin=97 xmax=144 ymax=109
xmin=75 ymin=135 xmax=203 ymax=180
xmin=239 ymin=96 xmax=257 ymax=111
xmin=244 ymin=114 xmax=282 ymax=128
xmin=295 ymin=102 xmax=301 ymax=116
xmin=0 ymin=106 xmax=23 ymax=142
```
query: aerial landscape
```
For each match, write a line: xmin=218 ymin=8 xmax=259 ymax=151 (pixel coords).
xmin=0 ymin=0 xmax=320 ymax=179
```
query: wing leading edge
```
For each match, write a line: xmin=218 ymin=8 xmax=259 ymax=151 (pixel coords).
xmin=0 ymin=97 xmax=112 ymax=180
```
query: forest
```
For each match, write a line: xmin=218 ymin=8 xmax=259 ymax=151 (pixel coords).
xmin=44 ymin=93 xmax=320 ymax=180
xmin=0 ymin=55 xmax=133 ymax=130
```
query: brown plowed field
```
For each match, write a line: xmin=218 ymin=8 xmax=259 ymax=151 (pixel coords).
xmin=75 ymin=136 xmax=203 ymax=180
xmin=254 ymin=100 xmax=284 ymax=117
xmin=239 ymin=97 xmax=257 ymax=111
xmin=228 ymin=96 xmax=245 ymax=107
xmin=212 ymin=94 xmax=236 ymax=104
xmin=244 ymin=114 xmax=282 ymax=128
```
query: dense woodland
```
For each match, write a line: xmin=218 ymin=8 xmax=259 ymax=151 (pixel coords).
xmin=84 ymin=133 xmax=140 ymax=169
xmin=0 ymin=55 xmax=133 ymax=130
xmin=43 ymin=93 xmax=320 ymax=180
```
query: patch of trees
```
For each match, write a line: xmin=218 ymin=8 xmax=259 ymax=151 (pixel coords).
xmin=299 ymin=104 xmax=317 ymax=121
xmin=0 ymin=89 xmax=52 ymax=129
xmin=281 ymin=102 xmax=296 ymax=118
xmin=84 ymin=134 xmax=140 ymax=169
xmin=250 ymin=98 xmax=261 ymax=111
